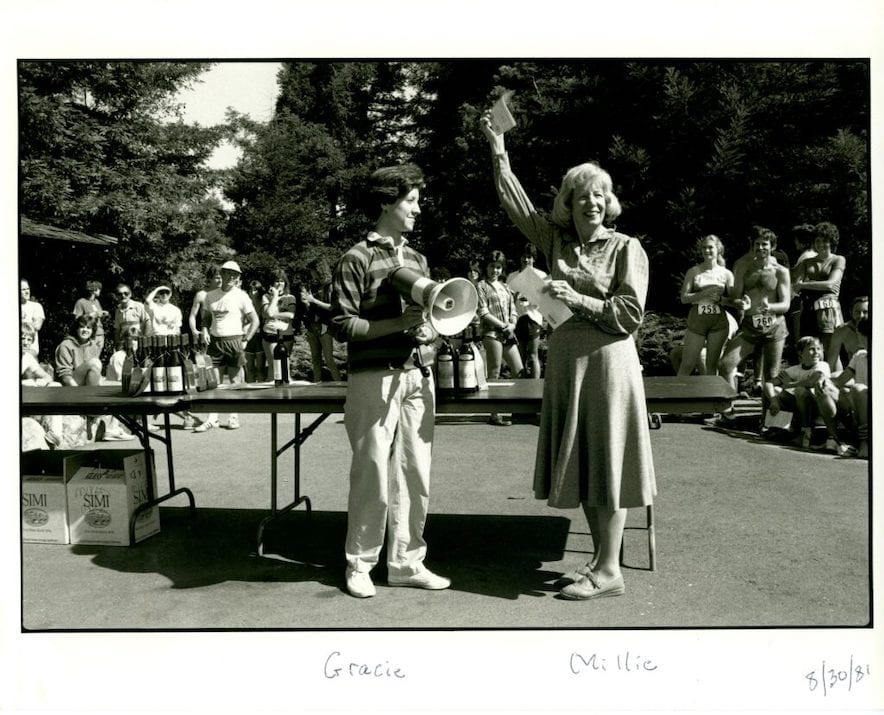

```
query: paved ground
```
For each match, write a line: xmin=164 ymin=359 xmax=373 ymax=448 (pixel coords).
xmin=19 ymin=408 xmax=872 ymax=630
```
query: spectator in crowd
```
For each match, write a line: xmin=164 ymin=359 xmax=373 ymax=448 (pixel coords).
xmin=763 ymin=336 xmax=831 ymax=449
xmin=785 ymin=224 xmax=818 ymax=362
xmin=144 ymin=285 xmax=183 ymax=336
xmin=792 ymin=221 xmax=846 ymax=353
xmin=507 ymin=243 xmax=547 ymax=379
xmin=815 ymin=315 xmax=869 ymax=459
xmin=54 ymin=315 xmax=103 ymax=387
xmin=261 ymin=268 xmax=298 ymax=378
xmin=731 ymin=233 xmax=790 ymax=394
xmin=21 ymin=322 xmax=57 ymax=387
xmin=301 ymin=258 xmax=343 ymax=382
xmin=21 ymin=321 xmax=63 ymax=451
xmin=144 ymin=284 xmax=185 ymax=428
xmin=189 ymin=263 xmax=223 ymax=344
xmin=480 ymin=111 xmax=655 ymax=602
xmin=195 ymin=260 xmax=259 ymax=432
xmin=112 ymin=282 xmax=150 ymax=350
xmin=478 ymin=250 xmax=524 ymax=426
xmin=72 ymin=279 xmax=109 ymax=354
xmin=54 ymin=314 xmax=134 ymax=443
xmin=827 ymin=295 xmax=869 ymax=372
xmin=677 ymin=234 xmax=734 ymax=376
xmin=244 ymin=279 xmax=267 ymax=382
xmin=20 ymin=278 xmax=45 ymax=358
xmin=107 ymin=283 xmax=150 ymax=382
xmin=330 ymin=162 xmax=450 ymax=599
xmin=719 ymin=226 xmax=791 ymax=422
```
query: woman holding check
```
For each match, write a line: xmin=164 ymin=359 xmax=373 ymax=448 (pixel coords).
xmin=480 ymin=110 xmax=656 ymax=601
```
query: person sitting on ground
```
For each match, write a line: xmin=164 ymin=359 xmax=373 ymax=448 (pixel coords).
xmin=827 ymin=295 xmax=868 ymax=372
xmin=477 ymin=250 xmax=524 ymax=426
xmin=54 ymin=315 xmax=103 ymax=387
xmin=677 ymin=234 xmax=734 ymax=376
xmin=21 ymin=322 xmax=57 ymax=387
xmin=814 ymin=316 xmax=869 ymax=459
xmin=55 ymin=315 xmax=134 ymax=443
xmin=763 ymin=336 xmax=830 ymax=449
xmin=21 ymin=321 xmax=84 ymax=450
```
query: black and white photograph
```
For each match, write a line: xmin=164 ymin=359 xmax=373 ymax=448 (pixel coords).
xmin=4 ymin=1 xmax=882 ymax=713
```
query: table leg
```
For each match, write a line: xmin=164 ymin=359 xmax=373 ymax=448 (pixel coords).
xmin=119 ymin=412 xmax=195 ymax=545
xmin=256 ymin=412 xmax=329 ymax=555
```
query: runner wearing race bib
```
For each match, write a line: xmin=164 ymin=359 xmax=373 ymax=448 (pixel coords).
xmin=719 ymin=226 xmax=792 ymax=423
xmin=677 ymin=234 xmax=735 ymax=376
xmin=792 ymin=221 xmax=846 ymax=352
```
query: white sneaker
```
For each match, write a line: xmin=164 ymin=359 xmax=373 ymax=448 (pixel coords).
xmin=193 ymin=419 xmax=218 ymax=433
xmin=102 ymin=430 xmax=136 ymax=442
xmin=346 ymin=568 xmax=376 ymax=598
xmin=388 ymin=567 xmax=451 ymax=590
xmin=226 ymin=415 xmax=240 ymax=430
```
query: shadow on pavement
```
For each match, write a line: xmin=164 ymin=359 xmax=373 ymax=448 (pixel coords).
xmin=73 ymin=508 xmax=573 ymax=601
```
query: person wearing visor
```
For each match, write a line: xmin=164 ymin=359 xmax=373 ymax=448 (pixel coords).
xmin=197 ymin=260 xmax=259 ymax=432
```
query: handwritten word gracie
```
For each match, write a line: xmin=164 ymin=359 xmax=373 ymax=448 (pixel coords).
xmin=324 ymin=651 xmax=406 ymax=679
xmin=570 ymin=651 xmax=659 ymax=674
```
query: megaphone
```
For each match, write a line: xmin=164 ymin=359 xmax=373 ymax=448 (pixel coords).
xmin=390 ymin=266 xmax=479 ymax=336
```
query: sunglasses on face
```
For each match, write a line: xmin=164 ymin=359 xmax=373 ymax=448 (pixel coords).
xmin=117 ymin=291 xmax=130 ymax=297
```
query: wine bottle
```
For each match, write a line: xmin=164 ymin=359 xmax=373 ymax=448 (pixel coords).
xmin=151 ymin=335 xmax=167 ymax=394
xmin=435 ymin=339 xmax=455 ymax=392
xmin=181 ymin=334 xmax=196 ymax=392
xmin=273 ymin=330 xmax=289 ymax=386
xmin=139 ymin=336 xmax=151 ymax=394
xmin=165 ymin=334 xmax=185 ymax=395
xmin=120 ymin=336 xmax=135 ymax=394
xmin=457 ymin=340 xmax=479 ymax=393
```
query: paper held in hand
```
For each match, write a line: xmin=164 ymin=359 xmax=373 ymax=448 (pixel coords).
xmin=508 ymin=267 xmax=573 ymax=329
xmin=490 ymin=91 xmax=516 ymax=135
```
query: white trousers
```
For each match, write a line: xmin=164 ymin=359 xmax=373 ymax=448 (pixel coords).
xmin=344 ymin=367 xmax=435 ymax=577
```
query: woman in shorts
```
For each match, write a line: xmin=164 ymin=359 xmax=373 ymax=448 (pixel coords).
xmin=677 ymin=234 xmax=734 ymax=376
xmin=792 ymin=221 xmax=846 ymax=353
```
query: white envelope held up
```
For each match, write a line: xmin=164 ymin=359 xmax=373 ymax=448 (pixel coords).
xmin=490 ymin=91 xmax=516 ymax=135
xmin=507 ymin=267 xmax=573 ymax=329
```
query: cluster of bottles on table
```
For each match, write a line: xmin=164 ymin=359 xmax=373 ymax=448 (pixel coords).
xmin=120 ymin=334 xmax=205 ymax=396
xmin=120 ymin=330 xmax=293 ymax=397
xmin=433 ymin=325 xmax=484 ymax=396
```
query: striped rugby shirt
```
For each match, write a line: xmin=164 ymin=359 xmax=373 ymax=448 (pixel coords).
xmin=331 ymin=232 xmax=430 ymax=372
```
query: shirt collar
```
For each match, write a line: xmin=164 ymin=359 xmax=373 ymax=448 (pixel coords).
xmin=367 ymin=231 xmax=408 ymax=250
xmin=578 ymin=226 xmax=614 ymax=249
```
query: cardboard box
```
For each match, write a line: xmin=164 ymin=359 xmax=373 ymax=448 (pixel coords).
xmin=65 ymin=449 xmax=161 ymax=546
xmin=21 ymin=451 xmax=79 ymax=544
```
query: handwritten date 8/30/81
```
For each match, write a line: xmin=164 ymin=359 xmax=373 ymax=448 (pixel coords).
xmin=806 ymin=656 xmax=870 ymax=696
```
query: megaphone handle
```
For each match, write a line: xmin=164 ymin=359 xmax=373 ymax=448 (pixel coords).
xmin=412 ymin=350 xmax=431 ymax=378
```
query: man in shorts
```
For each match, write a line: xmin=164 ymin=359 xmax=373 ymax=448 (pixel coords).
xmin=196 ymin=260 xmax=259 ymax=431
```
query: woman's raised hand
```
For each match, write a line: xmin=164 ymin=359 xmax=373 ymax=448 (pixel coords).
xmin=480 ymin=111 xmax=506 ymax=153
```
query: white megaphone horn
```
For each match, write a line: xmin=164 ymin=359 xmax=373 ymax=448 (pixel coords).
xmin=389 ymin=266 xmax=479 ymax=336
